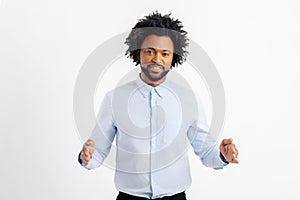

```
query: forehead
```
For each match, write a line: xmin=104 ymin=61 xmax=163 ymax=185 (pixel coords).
xmin=141 ymin=35 xmax=174 ymax=52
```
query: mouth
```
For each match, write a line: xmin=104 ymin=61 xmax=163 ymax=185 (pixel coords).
xmin=147 ymin=64 xmax=164 ymax=73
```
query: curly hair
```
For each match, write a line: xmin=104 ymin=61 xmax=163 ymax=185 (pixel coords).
xmin=125 ymin=11 xmax=189 ymax=68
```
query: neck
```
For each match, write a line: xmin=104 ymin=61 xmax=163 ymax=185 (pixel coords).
xmin=140 ymin=73 xmax=166 ymax=87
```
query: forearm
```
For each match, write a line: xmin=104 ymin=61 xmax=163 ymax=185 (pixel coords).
xmin=200 ymin=145 xmax=228 ymax=170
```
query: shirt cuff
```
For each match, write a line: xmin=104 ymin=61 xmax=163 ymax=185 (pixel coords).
xmin=220 ymin=152 xmax=229 ymax=164
xmin=78 ymin=153 xmax=83 ymax=165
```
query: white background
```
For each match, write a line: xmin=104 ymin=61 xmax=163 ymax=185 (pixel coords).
xmin=1 ymin=0 xmax=299 ymax=199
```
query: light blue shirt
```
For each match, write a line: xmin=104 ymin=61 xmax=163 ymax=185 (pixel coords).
xmin=81 ymin=75 xmax=227 ymax=199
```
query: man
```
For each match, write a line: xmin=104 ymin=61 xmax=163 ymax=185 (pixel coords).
xmin=79 ymin=12 xmax=238 ymax=200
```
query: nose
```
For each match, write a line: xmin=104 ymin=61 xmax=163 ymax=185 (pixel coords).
xmin=152 ymin=52 xmax=163 ymax=64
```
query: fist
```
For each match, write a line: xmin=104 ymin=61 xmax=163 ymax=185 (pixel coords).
xmin=80 ymin=139 xmax=95 ymax=166
xmin=220 ymin=138 xmax=239 ymax=164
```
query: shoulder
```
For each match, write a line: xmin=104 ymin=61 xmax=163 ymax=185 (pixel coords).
xmin=164 ymin=79 xmax=195 ymax=97
xmin=105 ymin=80 xmax=137 ymax=100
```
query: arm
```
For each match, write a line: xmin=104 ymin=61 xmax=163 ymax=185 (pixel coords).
xmin=78 ymin=92 xmax=117 ymax=170
xmin=187 ymin=123 xmax=228 ymax=169
xmin=187 ymin=92 xmax=228 ymax=169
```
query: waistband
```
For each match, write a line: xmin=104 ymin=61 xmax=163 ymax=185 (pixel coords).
xmin=118 ymin=191 xmax=186 ymax=200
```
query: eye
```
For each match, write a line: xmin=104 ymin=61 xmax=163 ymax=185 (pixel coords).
xmin=144 ymin=49 xmax=154 ymax=55
xmin=162 ymin=52 xmax=170 ymax=57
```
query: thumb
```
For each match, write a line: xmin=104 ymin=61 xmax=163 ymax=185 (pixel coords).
xmin=222 ymin=138 xmax=233 ymax=145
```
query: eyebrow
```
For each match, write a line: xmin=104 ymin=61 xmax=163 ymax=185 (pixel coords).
xmin=143 ymin=47 xmax=173 ymax=53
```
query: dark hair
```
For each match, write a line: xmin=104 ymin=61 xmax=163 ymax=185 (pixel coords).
xmin=125 ymin=11 xmax=189 ymax=68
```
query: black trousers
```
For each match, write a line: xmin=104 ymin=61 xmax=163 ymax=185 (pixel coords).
xmin=116 ymin=191 xmax=187 ymax=200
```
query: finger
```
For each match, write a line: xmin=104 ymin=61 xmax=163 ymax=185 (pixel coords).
xmin=229 ymin=144 xmax=238 ymax=159
xmin=85 ymin=142 xmax=93 ymax=147
xmin=226 ymin=147 xmax=232 ymax=158
xmin=225 ymin=144 xmax=231 ymax=154
xmin=229 ymin=145 xmax=238 ymax=157
xmin=226 ymin=146 xmax=238 ymax=159
xmin=225 ymin=148 xmax=234 ymax=160
xmin=84 ymin=158 xmax=91 ymax=166
xmin=83 ymin=146 xmax=92 ymax=155
xmin=84 ymin=141 xmax=95 ymax=150
xmin=85 ymin=140 xmax=95 ymax=147
xmin=228 ymin=151 xmax=239 ymax=164
xmin=86 ymin=146 xmax=95 ymax=155
xmin=220 ymin=145 xmax=228 ymax=158
xmin=84 ymin=151 xmax=90 ymax=158
xmin=83 ymin=146 xmax=90 ymax=154
xmin=83 ymin=154 xmax=91 ymax=166
xmin=231 ymin=155 xmax=239 ymax=163
xmin=80 ymin=148 xmax=91 ymax=161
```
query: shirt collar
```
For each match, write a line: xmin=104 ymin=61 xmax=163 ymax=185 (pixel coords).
xmin=135 ymin=74 xmax=166 ymax=98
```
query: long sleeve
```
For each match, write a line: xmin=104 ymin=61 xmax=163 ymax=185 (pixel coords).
xmin=187 ymin=93 xmax=228 ymax=170
xmin=80 ymin=91 xmax=117 ymax=170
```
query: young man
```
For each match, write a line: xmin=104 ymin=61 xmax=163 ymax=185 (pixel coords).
xmin=79 ymin=12 xmax=238 ymax=200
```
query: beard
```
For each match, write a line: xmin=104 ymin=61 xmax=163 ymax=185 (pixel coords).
xmin=140 ymin=63 xmax=170 ymax=82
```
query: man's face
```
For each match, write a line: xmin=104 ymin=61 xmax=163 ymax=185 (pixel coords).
xmin=139 ymin=35 xmax=174 ymax=83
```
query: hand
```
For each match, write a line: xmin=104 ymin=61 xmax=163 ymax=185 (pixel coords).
xmin=80 ymin=139 xmax=95 ymax=166
xmin=220 ymin=138 xmax=239 ymax=164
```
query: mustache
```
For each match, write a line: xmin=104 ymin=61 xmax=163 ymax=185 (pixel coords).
xmin=146 ymin=63 xmax=165 ymax=70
